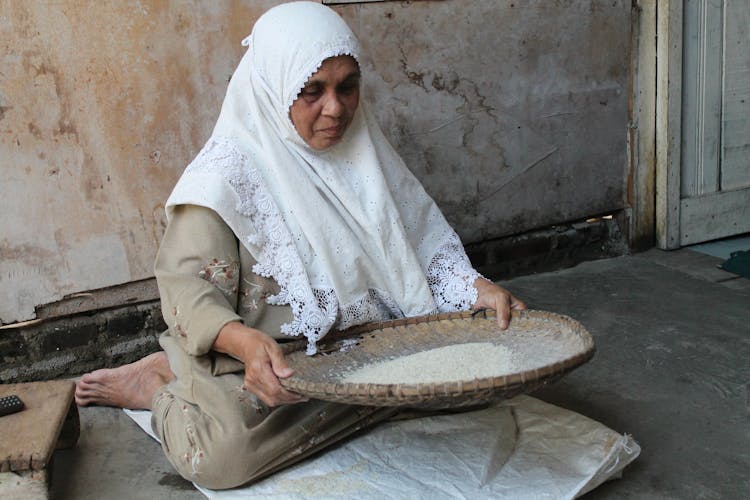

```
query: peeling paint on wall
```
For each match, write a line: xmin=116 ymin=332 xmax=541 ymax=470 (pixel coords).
xmin=0 ymin=0 xmax=281 ymax=323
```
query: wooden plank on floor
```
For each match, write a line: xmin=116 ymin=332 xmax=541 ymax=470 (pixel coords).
xmin=0 ymin=381 xmax=78 ymax=472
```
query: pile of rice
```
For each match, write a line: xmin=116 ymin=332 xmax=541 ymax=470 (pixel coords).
xmin=341 ymin=342 xmax=521 ymax=384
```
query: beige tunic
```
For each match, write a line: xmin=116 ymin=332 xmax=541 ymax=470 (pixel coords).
xmin=151 ymin=204 xmax=396 ymax=489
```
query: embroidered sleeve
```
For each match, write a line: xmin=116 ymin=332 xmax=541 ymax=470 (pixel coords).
xmin=425 ymin=231 xmax=480 ymax=312
xmin=155 ymin=205 xmax=243 ymax=356
xmin=186 ymin=138 xmax=339 ymax=355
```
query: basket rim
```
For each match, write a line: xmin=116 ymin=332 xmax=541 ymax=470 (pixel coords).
xmin=279 ymin=309 xmax=595 ymax=405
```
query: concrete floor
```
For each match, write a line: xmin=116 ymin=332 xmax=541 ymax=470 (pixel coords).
xmin=49 ymin=249 xmax=750 ymax=499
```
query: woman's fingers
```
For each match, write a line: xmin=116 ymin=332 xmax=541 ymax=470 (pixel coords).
xmin=245 ymin=348 xmax=306 ymax=407
xmin=496 ymin=292 xmax=527 ymax=328
xmin=472 ymin=278 xmax=526 ymax=330
xmin=267 ymin=342 xmax=295 ymax=379
xmin=260 ymin=340 xmax=308 ymax=405
xmin=511 ymin=295 xmax=527 ymax=311
xmin=214 ymin=323 xmax=307 ymax=406
xmin=495 ymin=299 xmax=511 ymax=329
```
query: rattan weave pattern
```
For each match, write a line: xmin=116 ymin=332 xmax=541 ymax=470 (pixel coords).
xmin=280 ymin=309 xmax=595 ymax=408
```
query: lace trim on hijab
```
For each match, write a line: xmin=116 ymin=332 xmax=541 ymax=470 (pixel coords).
xmin=187 ymin=138 xmax=479 ymax=353
xmin=286 ymin=36 xmax=360 ymax=111
xmin=426 ymin=231 xmax=481 ymax=312
xmin=185 ymin=138 xmax=334 ymax=354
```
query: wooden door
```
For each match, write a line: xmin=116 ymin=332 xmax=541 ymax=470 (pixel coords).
xmin=657 ymin=0 xmax=750 ymax=249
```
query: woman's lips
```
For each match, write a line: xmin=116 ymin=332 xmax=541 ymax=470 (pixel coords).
xmin=319 ymin=125 xmax=344 ymax=137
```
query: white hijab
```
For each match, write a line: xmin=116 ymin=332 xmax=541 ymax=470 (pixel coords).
xmin=167 ymin=1 xmax=478 ymax=354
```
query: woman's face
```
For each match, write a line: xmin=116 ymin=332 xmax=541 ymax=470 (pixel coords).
xmin=289 ymin=55 xmax=361 ymax=150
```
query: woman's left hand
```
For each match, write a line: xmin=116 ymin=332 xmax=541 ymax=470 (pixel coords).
xmin=472 ymin=278 xmax=527 ymax=329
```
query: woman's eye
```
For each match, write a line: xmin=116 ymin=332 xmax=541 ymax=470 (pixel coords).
xmin=300 ymin=88 xmax=322 ymax=101
xmin=338 ymin=84 xmax=358 ymax=95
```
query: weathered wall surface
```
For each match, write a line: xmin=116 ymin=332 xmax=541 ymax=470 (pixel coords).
xmin=0 ymin=0 xmax=280 ymax=323
xmin=337 ymin=0 xmax=631 ymax=243
xmin=0 ymin=0 xmax=631 ymax=324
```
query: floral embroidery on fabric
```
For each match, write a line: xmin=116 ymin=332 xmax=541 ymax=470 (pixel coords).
xmin=184 ymin=138 xmax=480 ymax=354
xmin=198 ymin=258 xmax=239 ymax=298
xmin=169 ymin=305 xmax=187 ymax=342
xmin=181 ymin=407 xmax=204 ymax=477
xmin=174 ymin=323 xmax=187 ymax=340
xmin=239 ymin=279 xmax=268 ymax=312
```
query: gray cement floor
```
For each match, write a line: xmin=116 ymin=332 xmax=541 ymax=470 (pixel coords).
xmin=49 ymin=249 xmax=750 ymax=499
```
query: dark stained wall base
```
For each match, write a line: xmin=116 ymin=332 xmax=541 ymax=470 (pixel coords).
xmin=0 ymin=303 xmax=165 ymax=384
xmin=466 ymin=217 xmax=629 ymax=282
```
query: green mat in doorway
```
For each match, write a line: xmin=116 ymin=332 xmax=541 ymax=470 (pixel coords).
xmin=720 ymin=250 xmax=750 ymax=279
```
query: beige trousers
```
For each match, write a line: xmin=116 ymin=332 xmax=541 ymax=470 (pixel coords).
xmin=150 ymin=335 xmax=397 ymax=490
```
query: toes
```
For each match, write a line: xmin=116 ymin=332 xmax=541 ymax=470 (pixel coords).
xmin=76 ymin=380 xmax=97 ymax=394
xmin=75 ymin=392 xmax=95 ymax=406
xmin=74 ymin=381 xmax=88 ymax=399
xmin=75 ymin=381 xmax=106 ymax=404
xmin=81 ymin=369 xmax=111 ymax=384
xmin=74 ymin=390 xmax=94 ymax=405
xmin=75 ymin=384 xmax=93 ymax=396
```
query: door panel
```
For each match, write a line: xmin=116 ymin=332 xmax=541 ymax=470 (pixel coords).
xmin=679 ymin=0 xmax=750 ymax=245
xmin=721 ymin=2 xmax=750 ymax=191
xmin=682 ymin=0 xmax=723 ymax=197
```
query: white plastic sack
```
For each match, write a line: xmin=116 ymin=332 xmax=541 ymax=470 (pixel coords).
xmin=126 ymin=395 xmax=639 ymax=499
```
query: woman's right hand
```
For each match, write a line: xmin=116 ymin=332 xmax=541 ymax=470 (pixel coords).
xmin=213 ymin=321 xmax=308 ymax=407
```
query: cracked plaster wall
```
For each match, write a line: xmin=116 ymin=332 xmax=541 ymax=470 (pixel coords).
xmin=337 ymin=0 xmax=630 ymax=244
xmin=1 ymin=0 xmax=630 ymax=324
xmin=0 ymin=0 xmax=281 ymax=323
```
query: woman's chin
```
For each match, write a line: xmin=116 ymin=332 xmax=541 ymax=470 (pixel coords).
xmin=309 ymin=135 xmax=344 ymax=151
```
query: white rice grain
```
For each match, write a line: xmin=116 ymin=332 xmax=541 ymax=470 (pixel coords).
xmin=341 ymin=342 xmax=519 ymax=384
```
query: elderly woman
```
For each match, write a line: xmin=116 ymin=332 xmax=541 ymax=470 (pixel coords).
xmin=75 ymin=1 xmax=525 ymax=489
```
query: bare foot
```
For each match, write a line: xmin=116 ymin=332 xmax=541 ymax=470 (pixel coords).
xmin=75 ymin=352 xmax=175 ymax=410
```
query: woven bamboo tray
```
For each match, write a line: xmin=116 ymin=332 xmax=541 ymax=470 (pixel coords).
xmin=280 ymin=309 xmax=595 ymax=409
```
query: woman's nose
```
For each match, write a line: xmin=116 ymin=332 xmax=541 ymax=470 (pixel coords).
xmin=321 ymin=92 xmax=344 ymax=117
